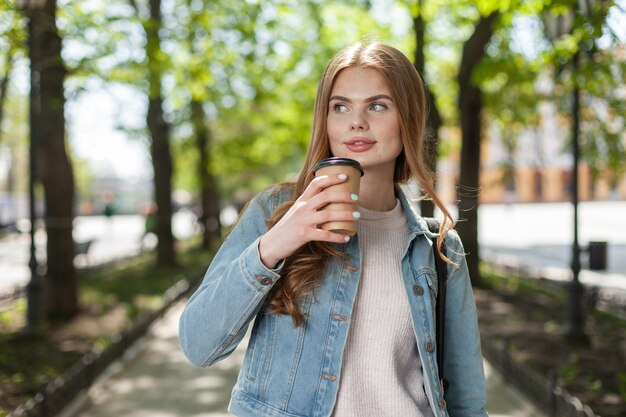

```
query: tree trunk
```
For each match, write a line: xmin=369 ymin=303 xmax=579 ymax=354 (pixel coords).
xmin=28 ymin=0 xmax=77 ymax=318
xmin=145 ymin=0 xmax=175 ymax=266
xmin=456 ymin=12 xmax=498 ymax=287
xmin=148 ymin=96 xmax=175 ymax=265
xmin=185 ymin=2 xmax=222 ymax=251
xmin=412 ymin=7 xmax=442 ymax=218
xmin=191 ymin=100 xmax=221 ymax=250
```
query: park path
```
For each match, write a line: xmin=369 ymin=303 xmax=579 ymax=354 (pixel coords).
xmin=59 ymin=300 xmax=546 ymax=417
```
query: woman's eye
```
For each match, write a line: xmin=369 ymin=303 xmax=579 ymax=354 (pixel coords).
xmin=370 ymin=103 xmax=387 ymax=111
xmin=333 ymin=104 xmax=348 ymax=113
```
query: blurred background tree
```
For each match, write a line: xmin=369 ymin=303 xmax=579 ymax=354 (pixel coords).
xmin=24 ymin=0 xmax=77 ymax=320
xmin=131 ymin=0 xmax=177 ymax=267
xmin=0 ymin=0 xmax=624 ymax=327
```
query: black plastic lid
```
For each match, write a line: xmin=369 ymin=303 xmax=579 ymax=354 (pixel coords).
xmin=312 ymin=157 xmax=364 ymax=176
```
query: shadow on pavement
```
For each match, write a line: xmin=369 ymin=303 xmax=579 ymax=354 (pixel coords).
xmin=62 ymin=301 xmax=243 ymax=417
xmin=61 ymin=300 xmax=546 ymax=417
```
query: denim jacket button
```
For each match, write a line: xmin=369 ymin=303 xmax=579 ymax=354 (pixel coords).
xmin=412 ymin=284 xmax=424 ymax=295
xmin=426 ymin=341 xmax=434 ymax=352
xmin=256 ymin=275 xmax=272 ymax=286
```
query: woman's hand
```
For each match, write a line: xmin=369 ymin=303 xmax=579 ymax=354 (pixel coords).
xmin=258 ymin=174 xmax=359 ymax=269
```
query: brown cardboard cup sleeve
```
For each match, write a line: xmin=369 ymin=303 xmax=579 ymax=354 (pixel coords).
xmin=312 ymin=157 xmax=364 ymax=236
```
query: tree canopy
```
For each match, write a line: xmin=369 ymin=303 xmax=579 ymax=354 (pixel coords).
xmin=0 ymin=0 xmax=623 ymax=220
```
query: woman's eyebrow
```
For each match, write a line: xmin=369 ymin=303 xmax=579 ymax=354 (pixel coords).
xmin=329 ymin=94 xmax=393 ymax=102
xmin=366 ymin=94 xmax=393 ymax=102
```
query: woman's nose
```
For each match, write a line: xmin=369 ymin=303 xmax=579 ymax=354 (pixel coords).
xmin=351 ymin=111 xmax=368 ymax=130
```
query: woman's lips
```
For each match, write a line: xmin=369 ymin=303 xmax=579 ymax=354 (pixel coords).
xmin=345 ymin=138 xmax=376 ymax=152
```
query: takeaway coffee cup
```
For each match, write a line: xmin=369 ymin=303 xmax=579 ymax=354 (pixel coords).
xmin=312 ymin=157 xmax=364 ymax=236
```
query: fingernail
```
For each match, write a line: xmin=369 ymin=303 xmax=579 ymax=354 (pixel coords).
xmin=338 ymin=174 xmax=347 ymax=180
xmin=351 ymin=193 xmax=359 ymax=201
xmin=344 ymin=236 xmax=350 ymax=242
xmin=352 ymin=211 xmax=361 ymax=219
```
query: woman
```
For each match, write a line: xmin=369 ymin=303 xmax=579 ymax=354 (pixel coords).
xmin=179 ymin=42 xmax=488 ymax=417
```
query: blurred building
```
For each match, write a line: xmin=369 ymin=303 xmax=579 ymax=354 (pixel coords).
xmin=438 ymin=100 xmax=626 ymax=205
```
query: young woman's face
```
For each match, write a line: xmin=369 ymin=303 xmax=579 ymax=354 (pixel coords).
xmin=327 ymin=66 xmax=403 ymax=178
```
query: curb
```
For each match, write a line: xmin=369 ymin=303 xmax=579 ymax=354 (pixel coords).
xmin=481 ymin=336 xmax=598 ymax=417
xmin=481 ymin=259 xmax=601 ymax=416
xmin=8 ymin=268 xmax=205 ymax=417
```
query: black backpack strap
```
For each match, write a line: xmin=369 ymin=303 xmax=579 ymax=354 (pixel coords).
xmin=424 ymin=217 xmax=449 ymax=395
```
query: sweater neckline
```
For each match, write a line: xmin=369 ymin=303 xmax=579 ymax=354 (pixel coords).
xmin=358 ymin=199 xmax=406 ymax=230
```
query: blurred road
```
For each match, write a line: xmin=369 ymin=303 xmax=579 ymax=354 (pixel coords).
xmin=478 ymin=201 xmax=626 ymax=303
xmin=59 ymin=300 xmax=547 ymax=417
xmin=0 ymin=211 xmax=198 ymax=293
xmin=2 ymin=201 xmax=625 ymax=296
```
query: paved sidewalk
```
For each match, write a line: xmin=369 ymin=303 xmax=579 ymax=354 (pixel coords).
xmin=59 ymin=301 xmax=546 ymax=417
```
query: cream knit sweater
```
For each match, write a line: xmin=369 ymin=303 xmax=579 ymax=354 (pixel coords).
xmin=331 ymin=200 xmax=434 ymax=417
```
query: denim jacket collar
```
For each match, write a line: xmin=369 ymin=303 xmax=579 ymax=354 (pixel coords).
xmin=396 ymin=185 xmax=438 ymax=239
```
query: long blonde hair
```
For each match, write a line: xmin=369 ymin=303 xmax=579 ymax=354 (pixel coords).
xmin=265 ymin=42 xmax=454 ymax=326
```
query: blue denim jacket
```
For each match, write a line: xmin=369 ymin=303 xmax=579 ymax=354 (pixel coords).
xmin=179 ymin=186 xmax=488 ymax=417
